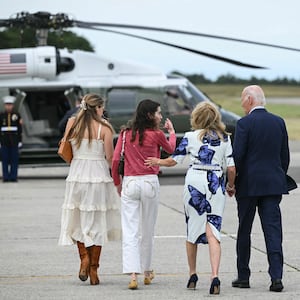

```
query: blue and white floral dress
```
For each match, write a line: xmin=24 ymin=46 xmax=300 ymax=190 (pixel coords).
xmin=172 ymin=129 xmax=234 ymax=244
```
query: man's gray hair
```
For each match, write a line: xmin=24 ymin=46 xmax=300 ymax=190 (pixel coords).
xmin=244 ymin=85 xmax=266 ymax=105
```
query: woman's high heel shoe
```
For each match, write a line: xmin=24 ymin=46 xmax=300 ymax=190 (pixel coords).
xmin=187 ymin=273 xmax=198 ymax=289
xmin=210 ymin=277 xmax=221 ymax=295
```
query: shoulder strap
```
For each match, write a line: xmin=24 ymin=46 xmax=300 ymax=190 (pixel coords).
xmin=62 ymin=118 xmax=74 ymax=141
xmin=97 ymin=124 xmax=102 ymax=140
xmin=120 ymin=130 xmax=126 ymax=155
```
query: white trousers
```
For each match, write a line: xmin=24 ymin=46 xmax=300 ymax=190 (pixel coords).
xmin=121 ymin=175 xmax=159 ymax=274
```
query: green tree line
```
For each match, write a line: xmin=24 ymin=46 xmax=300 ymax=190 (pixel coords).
xmin=0 ymin=28 xmax=94 ymax=51
xmin=172 ymin=71 xmax=300 ymax=86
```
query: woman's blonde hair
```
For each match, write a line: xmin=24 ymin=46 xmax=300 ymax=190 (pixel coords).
xmin=191 ymin=101 xmax=230 ymax=141
xmin=66 ymin=93 xmax=114 ymax=148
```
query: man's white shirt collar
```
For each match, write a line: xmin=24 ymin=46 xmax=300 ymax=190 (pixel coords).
xmin=249 ymin=106 xmax=265 ymax=114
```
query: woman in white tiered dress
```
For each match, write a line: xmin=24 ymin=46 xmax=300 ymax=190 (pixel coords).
xmin=58 ymin=93 xmax=121 ymax=285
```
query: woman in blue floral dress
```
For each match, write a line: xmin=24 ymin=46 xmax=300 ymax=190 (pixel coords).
xmin=145 ymin=102 xmax=236 ymax=295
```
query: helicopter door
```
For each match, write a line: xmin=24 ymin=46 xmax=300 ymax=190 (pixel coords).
xmin=11 ymin=89 xmax=49 ymax=147
xmin=15 ymin=88 xmax=47 ymax=137
xmin=13 ymin=89 xmax=26 ymax=112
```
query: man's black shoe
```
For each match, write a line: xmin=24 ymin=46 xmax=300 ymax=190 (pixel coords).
xmin=232 ymin=278 xmax=250 ymax=288
xmin=269 ymin=279 xmax=283 ymax=292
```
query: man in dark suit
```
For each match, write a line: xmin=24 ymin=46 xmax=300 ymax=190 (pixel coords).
xmin=232 ymin=85 xmax=290 ymax=292
xmin=58 ymin=100 xmax=80 ymax=136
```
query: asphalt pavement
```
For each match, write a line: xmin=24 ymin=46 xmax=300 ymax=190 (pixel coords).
xmin=0 ymin=141 xmax=299 ymax=299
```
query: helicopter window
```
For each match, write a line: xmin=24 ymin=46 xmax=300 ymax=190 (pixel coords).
xmin=135 ymin=90 xmax=164 ymax=104
xmin=179 ymin=85 xmax=193 ymax=100
xmin=164 ymin=87 xmax=191 ymax=115
xmin=58 ymin=57 xmax=75 ymax=73
xmin=107 ymin=90 xmax=137 ymax=116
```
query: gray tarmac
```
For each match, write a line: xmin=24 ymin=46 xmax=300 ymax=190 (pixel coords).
xmin=0 ymin=141 xmax=299 ymax=299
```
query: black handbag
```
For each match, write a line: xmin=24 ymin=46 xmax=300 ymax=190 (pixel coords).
xmin=118 ymin=130 xmax=126 ymax=176
xmin=286 ymin=174 xmax=297 ymax=191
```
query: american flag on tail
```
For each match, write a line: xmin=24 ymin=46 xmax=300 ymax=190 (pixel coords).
xmin=0 ymin=53 xmax=27 ymax=74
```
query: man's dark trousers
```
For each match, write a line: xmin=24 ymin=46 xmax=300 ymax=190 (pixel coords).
xmin=236 ymin=195 xmax=283 ymax=280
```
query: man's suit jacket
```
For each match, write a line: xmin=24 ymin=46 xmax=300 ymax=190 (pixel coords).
xmin=233 ymin=108 xmax=290 ymax=198
xmin=58 ymin=106 xmax=79 ymax=135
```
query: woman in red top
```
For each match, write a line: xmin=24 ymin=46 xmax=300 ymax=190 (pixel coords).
xmin=112 ymin=99 xmax=176 ymax=289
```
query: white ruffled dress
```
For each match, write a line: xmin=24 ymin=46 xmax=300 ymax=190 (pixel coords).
xmin=58 ymin=125 xmax=121 ymax=247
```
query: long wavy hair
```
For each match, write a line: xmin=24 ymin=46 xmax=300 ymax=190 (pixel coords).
xmin=126 ymin=99 xmax=160 ymax=145
xmin=66 ymin=93 xmax=114 ymax=148
xmin=191 ymin=101 xmax=230 ymax=141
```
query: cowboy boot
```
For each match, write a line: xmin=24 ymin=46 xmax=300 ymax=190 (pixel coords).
xmin=88 ymin=245 xmax=102 ymax=285
xmin=76 ymin=241 xmax=90 ymax=281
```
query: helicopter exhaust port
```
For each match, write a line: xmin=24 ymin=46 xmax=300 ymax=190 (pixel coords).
xmin=0 ymin=46 xmax=74 ymax=80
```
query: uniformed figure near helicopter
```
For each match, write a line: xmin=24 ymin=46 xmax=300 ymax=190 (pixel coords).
xmin=0 ymin=96 xmax=23 ymax=182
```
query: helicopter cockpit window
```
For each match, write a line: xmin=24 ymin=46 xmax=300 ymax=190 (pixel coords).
xmin=164 ymin=87 xmax=191 ymax=115
xmin=179 ymin=85 xmax=193 ymax=101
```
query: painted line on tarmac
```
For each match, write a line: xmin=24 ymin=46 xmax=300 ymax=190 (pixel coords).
xmin=154 ymin=234 xmax=231 ymax=239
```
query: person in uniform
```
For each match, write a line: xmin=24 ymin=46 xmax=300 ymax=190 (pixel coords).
xmin=0 ymin=95 xmax=23 ymax=182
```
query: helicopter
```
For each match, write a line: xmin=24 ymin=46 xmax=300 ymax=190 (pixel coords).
xmin=1 ymin=11 xmax=298 ymax=164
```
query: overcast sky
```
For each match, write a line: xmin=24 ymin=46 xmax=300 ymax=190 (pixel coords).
xmin=1 ymin=0 xmax=300 ymax=80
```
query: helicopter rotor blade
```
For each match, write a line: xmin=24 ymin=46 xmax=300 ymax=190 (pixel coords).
xmin=1 ymin=12 xmax=299 ymax=53
xmin=1 ymin=11 xmax=298 ymax=60
xmin=77 ymin=24 xmax=266 ymax=69
xmin=75 ymin=20 xmax=300 ymax=53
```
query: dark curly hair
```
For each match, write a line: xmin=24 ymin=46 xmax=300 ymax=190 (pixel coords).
xmin=127 ymin=99 xmax=160 ymax=145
